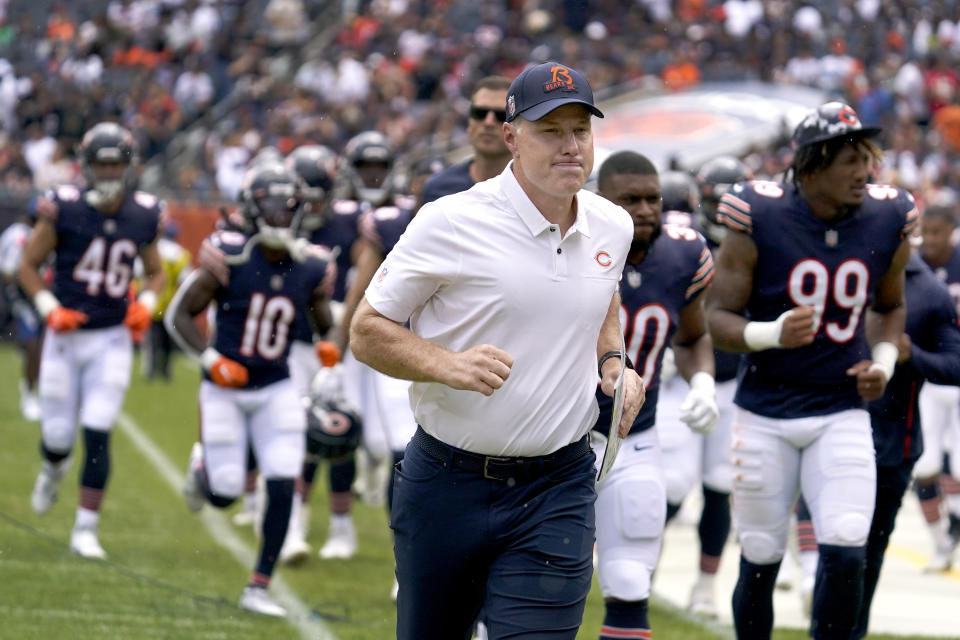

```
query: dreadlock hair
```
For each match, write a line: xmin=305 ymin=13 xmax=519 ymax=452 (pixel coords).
xmin=787 ymin=136 xmax=884 ymax=185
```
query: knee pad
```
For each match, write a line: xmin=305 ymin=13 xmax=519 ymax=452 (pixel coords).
xmin=739 ymin=531 xmax=784 ymax=565
xmin=42 ymin=419 xmax=77 ymax=453
xmin=821 ymin=512 xmax=871 ymax=546
xmin=702 ymin=462 xmax=733 ymax=494
xmin=599 ymin=558 xmax=653 ymax=601
xmin=207 ymin=463 xmax=245 ymax=499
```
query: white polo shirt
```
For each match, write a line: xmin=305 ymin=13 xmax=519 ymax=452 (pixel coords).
xmin=364 ymin=162 xmax=632 ymax=456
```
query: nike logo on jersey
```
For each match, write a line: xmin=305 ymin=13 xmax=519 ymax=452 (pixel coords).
xmin=633 ymin=444 xmax=652 ymax=452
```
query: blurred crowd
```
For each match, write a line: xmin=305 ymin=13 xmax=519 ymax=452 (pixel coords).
xmin=2 ymin=0 xmax=960 ymax=206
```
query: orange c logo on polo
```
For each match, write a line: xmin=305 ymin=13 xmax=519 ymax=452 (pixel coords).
xmin=595 ymin=251 xmax=612 ymax=267
xmin=545 ymin=66 xmax=575 ymax=92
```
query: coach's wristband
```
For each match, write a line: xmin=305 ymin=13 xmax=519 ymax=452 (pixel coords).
xmin=33 ymin=289 xmax=60 ymax=319
xmin=742 ymin=311 xmax=790 ymax=351
xmin=598 ymin=350 xmax=634 ymax=379
xmin=200 ymin=347 xmax=222 ymax=371
xmin=869 ymin=341 xmax=899 ymax=382
xmin=137 ymin=290 xmax=158 ymax=315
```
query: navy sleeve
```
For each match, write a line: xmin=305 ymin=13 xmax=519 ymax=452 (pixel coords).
xmin=909 ymin=319 xmax=960 ymax=386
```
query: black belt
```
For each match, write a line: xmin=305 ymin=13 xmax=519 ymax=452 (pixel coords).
xmin=412 ymin=426 xmax=591 ymax=483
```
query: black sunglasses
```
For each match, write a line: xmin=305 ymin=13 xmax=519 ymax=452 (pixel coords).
xmin=469 ymin=106 xmax=507 ymax=123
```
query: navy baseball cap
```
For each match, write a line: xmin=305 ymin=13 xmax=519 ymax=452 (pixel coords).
xmin=505 ymin=61 xmax=604 ymax=123
xmin=792 ymin=102 xmax=881 ymax=150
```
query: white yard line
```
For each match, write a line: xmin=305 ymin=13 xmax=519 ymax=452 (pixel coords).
xmin=116 ymin=412 xmax=336 ymax=640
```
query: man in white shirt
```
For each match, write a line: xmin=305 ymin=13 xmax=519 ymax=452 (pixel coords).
xmin=351 ymin=61 xmax=645 ymax=640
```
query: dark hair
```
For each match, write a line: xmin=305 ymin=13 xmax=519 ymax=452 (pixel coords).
xmin=597 ymin=151 xmax=658 ymax=191
xmin=924 ymin=203 xmax=958 ymax=227
xmin=470 ymin=75 xmax=511 ymax=101
xmin=788 ymin=136 xmax=882 ymax=184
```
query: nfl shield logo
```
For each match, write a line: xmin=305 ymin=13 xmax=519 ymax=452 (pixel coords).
xmin=270 ymin=275 xmax=284 ymax=291
xmin=825 ymin=230 xmax=838 ymax=247
xmin=627 ymin=271 xmax=642 ymax=288
xmin=103 ymin=219 xmax=117 ymax=235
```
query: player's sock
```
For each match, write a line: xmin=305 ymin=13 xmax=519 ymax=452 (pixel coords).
xmin=40 ymin=441 xmax=70 ymax=464
xmin=732 ymin=555 xmax=779 ymax=640
xmin=247 ymin=571 xmax=271 ymax=589
xmin=599 ymin=599 xmax=651 ymax=640
xmin=256 ymin=478 xmax=294 ymax=578
xmin=387 ymin=450 xmax=404 ymax=512
xmin=699 ymin=486 xmax=730 ymax=560
xmin=75 ymin=505 xmax=100 ymax=531
xmin=917 ymin=480 xmax=942 ymax=523
xmin=941 ymin=473 xmax=960 ymax=518
xmin=810 ymin=544 xmax=865 ymax=640
xmin=80 ymin=428 xmax=110 ymax=512
xmin=665 ymin=502 xmax=682 ymax=523
xmin=329 ymin=456 xmax=355 ymax=515
xmin=300 ymin=459 xmax=320 ymax=502
xmin=797 ymin=512 xmax=818 ymax=586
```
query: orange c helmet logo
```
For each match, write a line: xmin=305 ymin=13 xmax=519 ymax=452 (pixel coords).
xmin=545 ymin=66 xmax=575 ymax=92
xmin=595 ymin=251 xmax=612 ymax=267
xmin=838 ymin=106 xmax=859 ymax=125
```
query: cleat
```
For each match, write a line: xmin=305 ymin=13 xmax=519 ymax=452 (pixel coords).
xmin=232 ymin=489 xmax=260 ymax=527
xmin=391 ymin=577 xmax=399 ymax=603
xmin=20 ymin=382 xmax=41 ymax=422
xmin=182 ymin=443 xmax=205 ymax=513
xmin=800 ymin=575 xmax=814 ymax=618
xmin=688 ymin=581 xmax=718 ymax=619
xmin=775 ymin=556 xmax=794 ymax=591
xmin=31 ymin=458 xmax=71 ymax=515
xmin=923 ymin=547 xmax=953 ymax=573
xmin=239 ymin=586 xmax=286 ymax=617
xmin=280 ymin=497 xmax=311 ymax=565
xmin=69 ymin=527 xmax=107 ymax=559
xmin=319 ymin=515 xmax=357 ymax=559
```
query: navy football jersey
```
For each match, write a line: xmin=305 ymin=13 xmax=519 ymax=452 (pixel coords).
xmin=45 ymin=186 xmax=162 ymax=329
xmin=420 ymin=160 xmax=473 ymax=205
xmin=202 ymin=230 xmax=333 ymax=389
xmin=359 ymin=202 xmax=414 ymax=257
xmin=718 ymin=180 xmax=919 ymax=419
xmin=290 ymin=198 xmax=363 ymax=344
xmin=922 ymin=243 xmax=960 ymax=320
xmin=871 ymin=252 xmax=960 ymax=465
xmin=594 ymin=224 xmax=715 ymax=436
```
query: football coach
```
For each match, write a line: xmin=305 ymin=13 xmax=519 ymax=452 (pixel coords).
xmin=350 ymin=61 xmax=645 ymax=639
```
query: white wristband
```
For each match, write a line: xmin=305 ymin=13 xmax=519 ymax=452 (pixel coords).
xmin=869 ymin=341 xmax=899 ymax=382
xmin=200 ymin=347 xmax=222 ymax=371
xmin=742 ymin=310 xmax=790 ymax=351
xmin=33 ymin=289 xmax=60 ymax=319
xmin=688 ymin=371 xmax=716 ymax=394
xmin=137 ymin=290 xmax=158 ymax=315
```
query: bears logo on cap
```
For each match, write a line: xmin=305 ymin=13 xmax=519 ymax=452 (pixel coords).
xmin=507 ymin=94 xmax=516 ymax=119
xmin=544 ymin=66 xmax=575 ymax=92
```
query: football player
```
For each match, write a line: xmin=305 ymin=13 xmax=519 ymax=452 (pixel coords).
xmin=280 ymin=143 xmax=365 ymax=564
xmin=706 ymin=102 xmax=915 ymax=640
xmin=339 ymin=167 xmax=420 ymax=599
xmin=657 ymin=156 xmax=753 ymax=618
xmin=18 ymin=122 xmax=166 ymax=558
xmin=338 ymin=130 xmax=416 ymax=510
xmin=164 ymin=162 xmax=335 ymax=617
xmin=591 ymin=151 xmax=718 ymax=640
xmin=0 ymin=212 xmax=42 ymax=421
xmin=916 ymin=202 xmax=960 ymax=570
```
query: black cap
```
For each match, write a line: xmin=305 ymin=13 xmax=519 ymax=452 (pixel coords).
xmin=505 ymin=61 xmax=604 ymax=123
xmin=792 ymin=102 xmax=881 ymax=150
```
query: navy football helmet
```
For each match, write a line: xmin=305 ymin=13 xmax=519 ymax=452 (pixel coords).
xmin=696 ymin=156 xmax=751 ymax=243
xmin=287 ymin=145 xmax=338 ymax=230
xmin=341 ymin=131 xmax=397 ymax=206
xmin=305 ymin=395 xmax=363 ymax=461
xmin=239 ymin=162 xmax=303 ymax=250
xmin=792 ymin=102 xmax=881 ymax=150
xmin=659 ymin=170 xmax=700 ymax=214
xmin=79 ymin=122 xmax=138 ymax=208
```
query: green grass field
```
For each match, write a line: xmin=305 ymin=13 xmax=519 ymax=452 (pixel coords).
xmin=0 ymin=344 xmax=941 ymax=639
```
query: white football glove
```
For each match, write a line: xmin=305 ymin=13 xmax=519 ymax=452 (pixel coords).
xmin=679 ymin=372 xmax=718 ymax=435
xmin=660 ymin=347 xmax=677 ymax=385
xmin=309 ymin=363 xmax=345 ymax=401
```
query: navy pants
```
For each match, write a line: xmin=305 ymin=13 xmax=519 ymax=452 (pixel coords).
xmin=391 ymin=436 xmax=597 ymax=640
xmin=853 ymin=460 xmax=914 ymax=639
